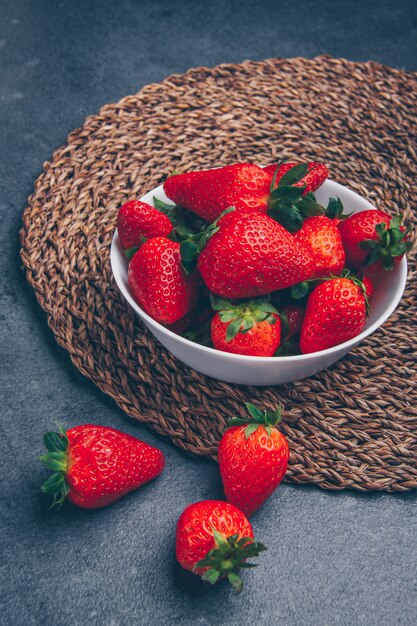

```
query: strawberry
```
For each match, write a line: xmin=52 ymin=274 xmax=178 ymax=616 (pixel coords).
xmin=293 ymin=215 xmax=346 ymax=278
xmin=197 ymin=209 xmax=314 ymax=299
xmin=165 ymin=309 xmax=196 ymax=334
xmin=210 ymin=296 xmax=281 ymax=357
xmin=300 ymin=277 xmax=367 ymax=354
xmin=338 ymin=210 xmax=411 ymax=272
xmin=128 ymin=236 xmax=200 ymax=325
xmin=40 ymin=425 xmax=165 ymax=509
xmin=264 ymin=161 xmax=328 ymax=194
xmin=361 ymin=274 xmax=374 ymax=299
xmin=164 ymin=162 xmax=329 ymax=231
xmin=274 ymin=305 xmax=305 ymax=356
xmin=219 ymin=403 xmax=289 ymax=517
xmin=281 ymin=304 xmax=304 ymax=338
xmin=176 ymin=500 xmax=266 ymax=592
xmin=164 ymin=163 xmax=271 ymax=223
xmin=117 ymin=200 xmax=173 ymax=251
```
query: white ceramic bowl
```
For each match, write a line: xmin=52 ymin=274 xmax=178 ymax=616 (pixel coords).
xmin=110 ymin=180 xmax=407 ymax=386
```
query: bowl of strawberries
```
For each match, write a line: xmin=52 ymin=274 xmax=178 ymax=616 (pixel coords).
xmin=111 ymin=161 xmax=409 ymax=386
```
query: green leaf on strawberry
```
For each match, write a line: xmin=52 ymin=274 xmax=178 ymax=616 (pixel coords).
xmin=210 ymin=294 xmax=279 ymax=342
xmin=124 ymin=246 xmax=140 ymax=260
xmin=153 ymin=196 xmax=207 ymax=238
xmin=297 ymin=195 xmax=326 ymax=216
xmin=291 ymin=281 xmax=310 ymax=299
xmin=360 ymin=217 xmax=412 ymax=271
xmin=179 ymin=240 xmax=199 ymax=275
xmin=277 ymin=163 xmax=309 ymax=187
xmin=39 ymin=428 xmax=70 ymax=508
xmin=195 ymin=528 xmax=266 ymax=593
xmin=267 ymin=173 xmax=326 ymax=232
xmin=179 ymin=207 xmax=235 ymax=275
xmin=325 ymin=196 xmax=352 ymax=220
xmin=228 ymin=402 xmax=283 ymax=439
xmin=268 ymin=204 xmax=305 ymax=233
xmin=269 ymin=185 xmax=305 ymax=203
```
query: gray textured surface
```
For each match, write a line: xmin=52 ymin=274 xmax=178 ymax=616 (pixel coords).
xmin=1 ymin=1 xmax=417 ymax=624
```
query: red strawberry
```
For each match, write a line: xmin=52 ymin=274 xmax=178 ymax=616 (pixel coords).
xmin=40 ymin=425 xmax=165 ymax=509
xmin=281 ymin=304 xmax=305 ymax=338
xmin=164 ymin=162 xmax=329 ymax=231
xmin=197 ymin=210 xmax=314 ymax=299
xmin=176 ymin=500 xmax=266 ymax=592
xmin=128 ymin=236 xmax=200 ymax=325
xmin=165 ymin=309 xmax=196 ymax=334
xmin=264 ymin=161 xmax=328 ymax=194
xmin=219 ymin=404 xmax=289 ymax=517
xmin=210 ymin=296 xmax=281 ymax=356
xmin=293 ymin=215 xmax=345 ymax=278
xmin=117 ymin=200 xmax=173 ymax=250
xmin=300 ymin=277 xmax=367 ymax=354
xmin=338 ymin=210 xmax=411 ymax=272
xmin=274 ymin=305 xmax=304 ymax=356
xmin=164 ymin=163 xmax=271 ymax=222
xmin=361 ymin=274 xmax=374 ymax=299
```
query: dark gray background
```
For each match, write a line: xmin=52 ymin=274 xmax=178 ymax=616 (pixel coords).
xmin=1 ymin=1 xmax=416 ymax=624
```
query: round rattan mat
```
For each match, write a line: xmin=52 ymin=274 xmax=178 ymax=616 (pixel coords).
xmin=21 ymin=56 xmax=417 ymax=491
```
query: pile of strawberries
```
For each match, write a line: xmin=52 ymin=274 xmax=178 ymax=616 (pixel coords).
xmin=40 ymin=403 xmax=289 ymax=592
xmin=39 ymin=163 xmax=411 ymax=592
xmin=118 ymin=161 xmax=410 ymax=357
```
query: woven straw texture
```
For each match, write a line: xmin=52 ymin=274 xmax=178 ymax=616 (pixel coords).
xmin=21 ymin=56 xmax=417 ymax=491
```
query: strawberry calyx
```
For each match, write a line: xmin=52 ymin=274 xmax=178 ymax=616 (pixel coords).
xmin=325 ymin=197 xmax=352 ymax=220
xmin=180 ymin=207 xmax=236 ymax=274
xmin=210 ymin=294 xmax=279 ymax=342
xmin=267 ymin=163 xmax=326 ymax=232
xmin=153 ymin=197 xmax=207 ymax=238
xmin=228 ymin=402 xmax=283 ymax=438
xmin=194 ymin=529 xmax=267 ymax=593
xmin=360 ymin=215 xmax=412 ymax=271
xmin=39 ymin=428 xmax=70 ymax=508
xmin=121 ymin=197 xmax=209 ymax=262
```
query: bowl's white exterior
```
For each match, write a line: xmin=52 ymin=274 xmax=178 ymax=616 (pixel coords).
xmin=110 ymin=180 xmax=407 ymax=386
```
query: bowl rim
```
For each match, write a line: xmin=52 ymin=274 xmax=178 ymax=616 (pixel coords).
xmin=110 ymin=179 xmax=408 ymax=363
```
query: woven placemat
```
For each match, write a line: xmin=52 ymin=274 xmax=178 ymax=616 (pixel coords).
xmin=21 ymin=56 xmax=417 ymax=491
